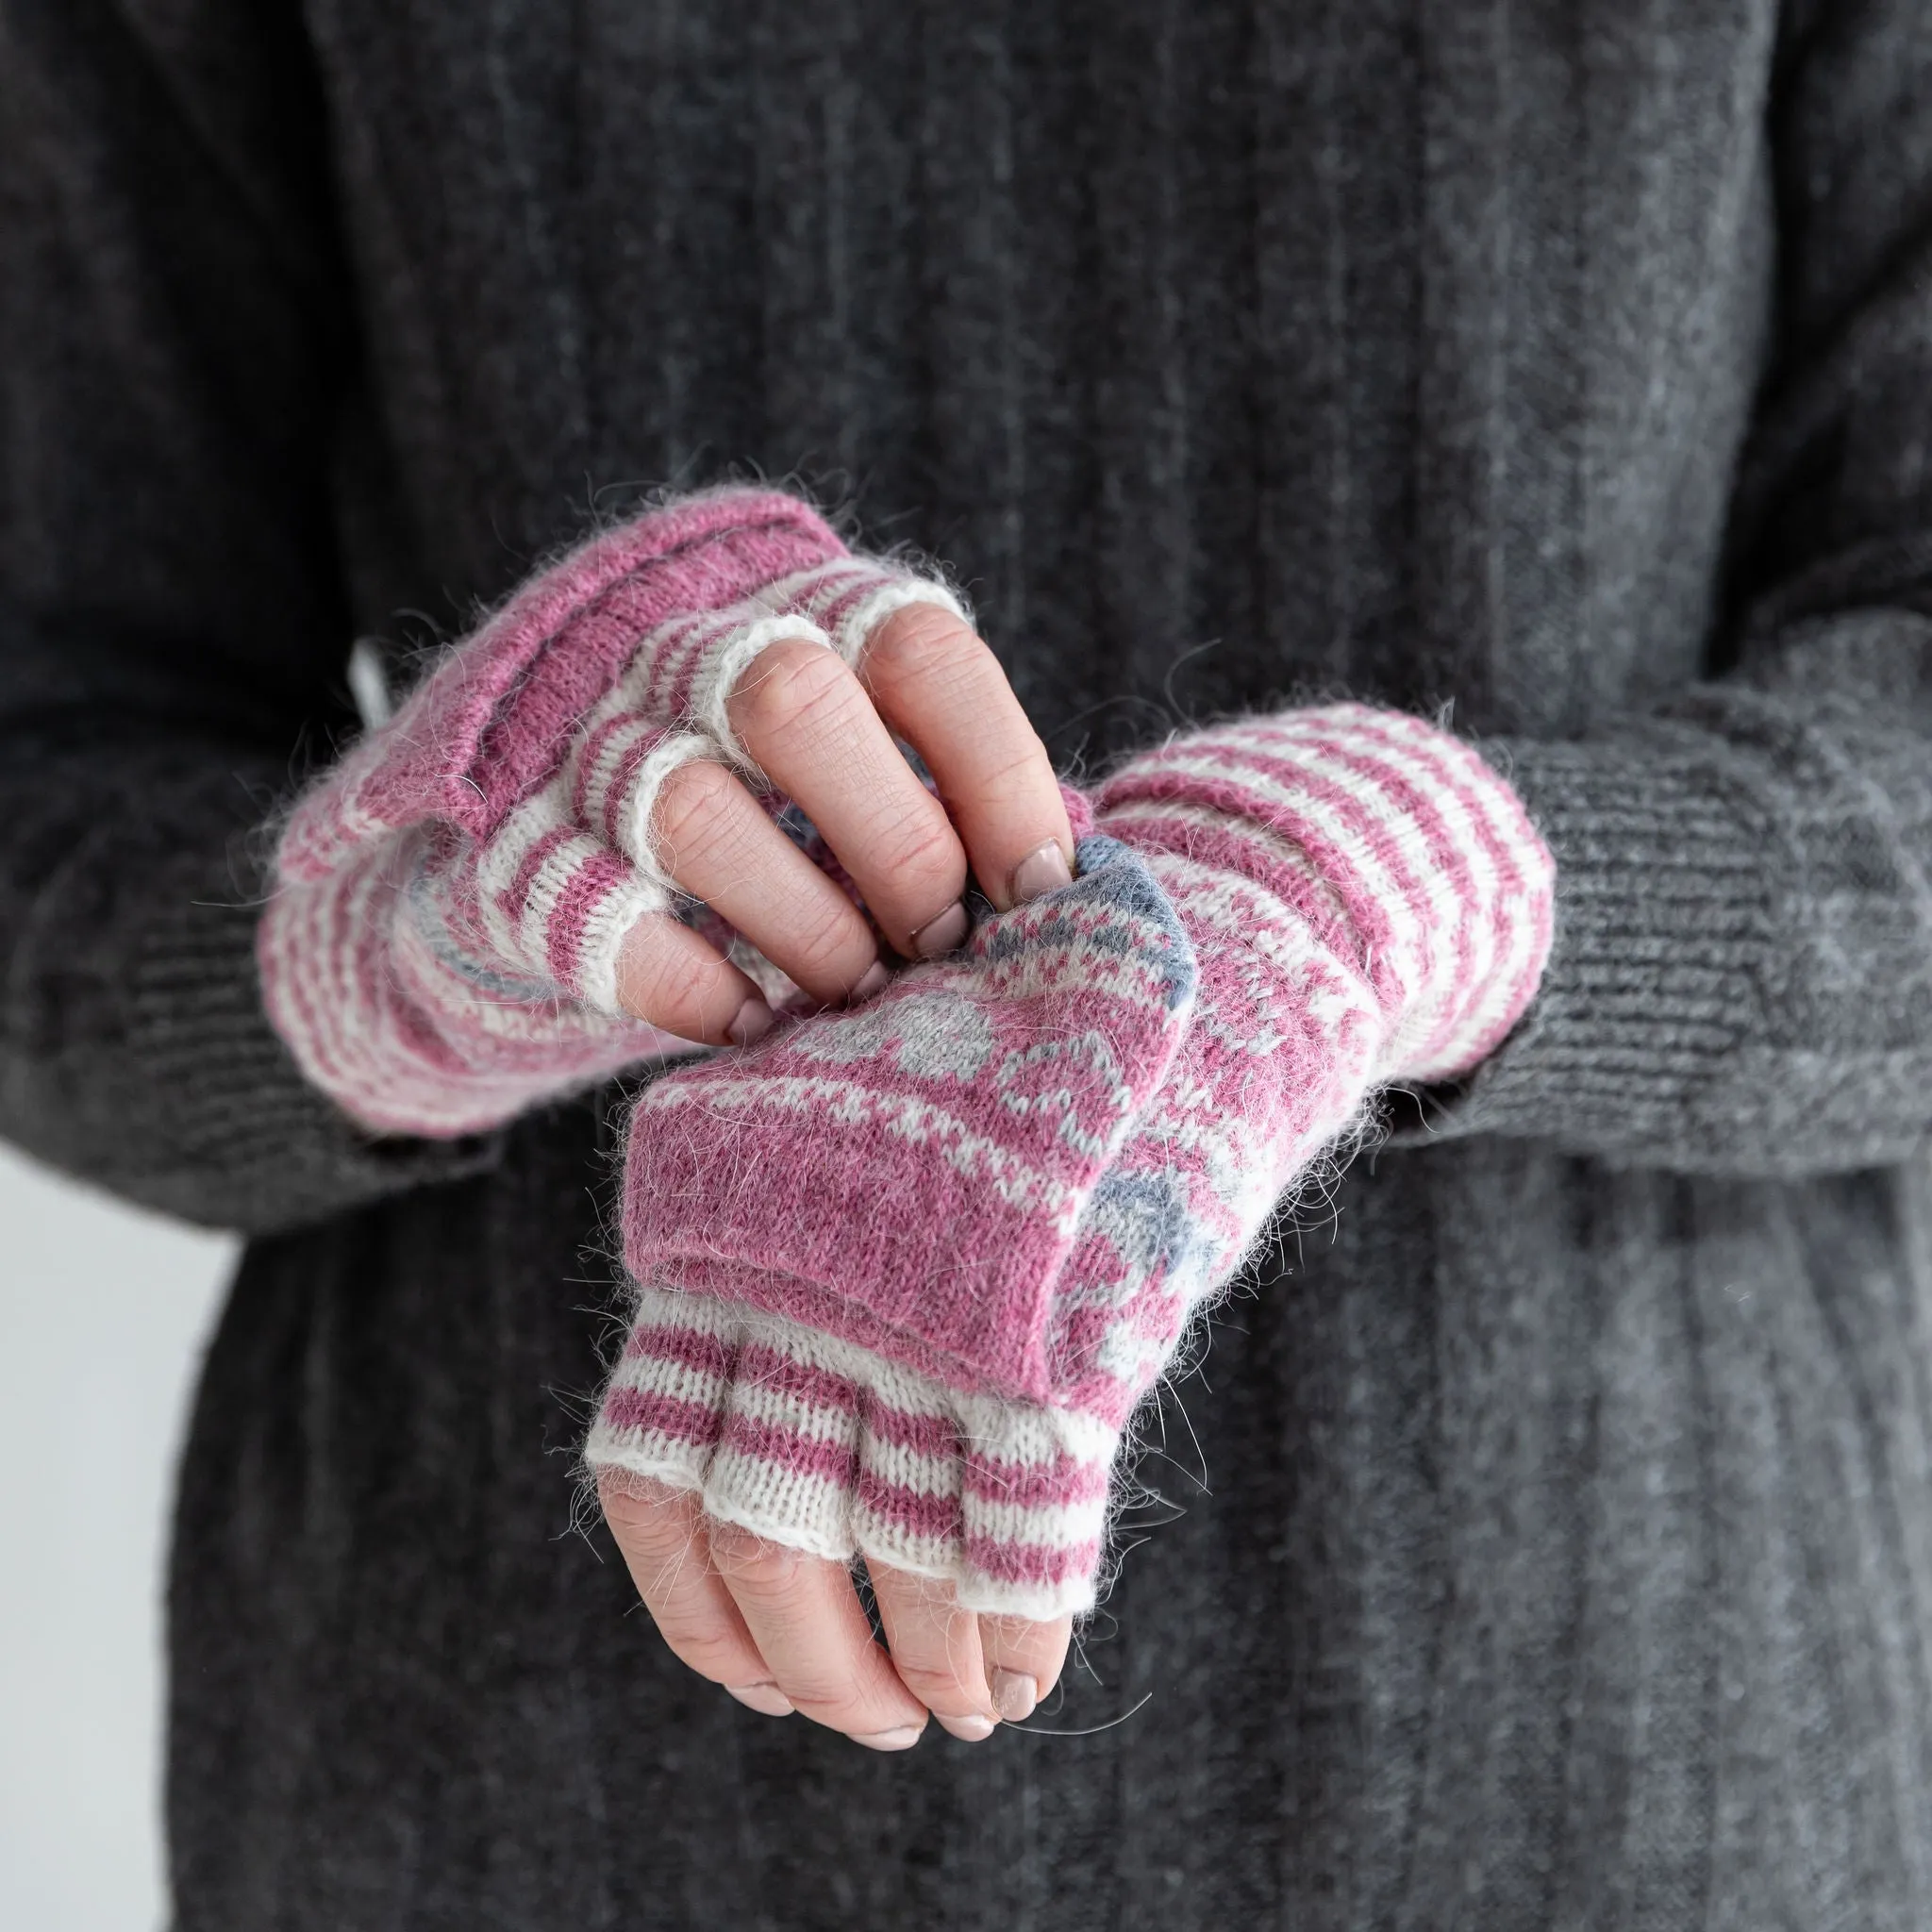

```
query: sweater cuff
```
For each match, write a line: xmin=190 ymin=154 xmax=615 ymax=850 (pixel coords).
xmin=123 ymin=870 xmax=504 ymax=1233
xmin=1387 ymin=726 xmax=1775 ymax=1163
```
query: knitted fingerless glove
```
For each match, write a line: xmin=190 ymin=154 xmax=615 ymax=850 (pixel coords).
xmin=258 ymin=488 xmax=966 ymax=1136
xmin=587 ymin=704 xmax=1555 ymax=1617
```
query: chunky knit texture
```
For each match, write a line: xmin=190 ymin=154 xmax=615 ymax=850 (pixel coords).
xmin=258 ymin=489 xmax=966 ymax=1134
xmin=588 ymin=706 xmax=1555 ymax=1614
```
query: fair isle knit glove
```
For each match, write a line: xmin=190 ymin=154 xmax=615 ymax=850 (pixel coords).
xmin=257 ymin=489 xmax=967 ymax=1136
xmin=588 ymin=703 xmax=1556 ymax=1618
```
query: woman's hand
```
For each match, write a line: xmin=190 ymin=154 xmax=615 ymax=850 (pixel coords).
xmin=611 ymin=599 xmax=1077 ymax=1044
xmin=601 ymin=1474 xmax=1074 ymax=1747
xmin=601 ymin=595 xmax=1075 ymax=1742
xmin=262 ymin=488 xmax=1070 ymax=1135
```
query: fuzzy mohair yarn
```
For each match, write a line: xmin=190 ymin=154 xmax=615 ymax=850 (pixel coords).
xmin=258 ymin=489 xmax=966 ymax=1134
xmin=258 ymin=489 xmax=1555 ymax=1615
xmin=591 ymin=704 xmax=1555 ymax=1615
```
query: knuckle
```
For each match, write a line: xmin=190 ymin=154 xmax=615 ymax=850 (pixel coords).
xmin=778 ymin=1665 xmax=891 ymax=1720
xmin=650 ymin=757 xmax=739 ymax=859
xmin=649 ymin=1616 xmax=751 ymax=1683
xmin=623 ymin=929 xmax=726 ymax=1028
xmin=600 ymin=1476 xmax=691 ymax=1540
xmin=707 ymin=1521 xmax=806 ymax=1593
xmin=730 ymin=637 xmax=858 ymax=745
xmin=866 ymin=603 xmax=987 ymax=690
xmin=965 ymin=740 xmax=1054 ymax=803
xmin=891 ymin=1659 xmax=977 ymax=1708
xmin=784 ymin=904 xmax=869 ymax=986
xmin=871 ymin=803 xmax=966 ymax=901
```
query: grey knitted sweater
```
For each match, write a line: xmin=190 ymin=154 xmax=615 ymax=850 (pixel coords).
xmin=5 ymin=0 xmax=1932 ymax=1924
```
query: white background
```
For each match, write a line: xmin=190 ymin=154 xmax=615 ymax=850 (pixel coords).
xmin=0 ymin=1144 xmax=233 ymax=1932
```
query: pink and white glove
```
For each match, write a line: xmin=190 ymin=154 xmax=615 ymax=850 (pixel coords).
xmin=258 ymin=489 xmax=968 ymax=1136
xmin=587 ymin=704 xmax=1556 ymax=1618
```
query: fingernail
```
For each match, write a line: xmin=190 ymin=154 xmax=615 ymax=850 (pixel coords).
xmin=724 ymin=1682 xmax=794 ymax=1718
xmin=1009 ymin=840 xmax=1073 ymax=907
xmin=990 ymin=1669 xmax=1038 ymax=1723
xmin=908 ymin=902 xmax=969 ymax=959
xmin=848 ymin=959 xmax=891 ymax=1004
xmin=849 ymin=1724 xmax=925 ymax=1752
xmin=726 ymin=996 xmax=775 ymax=1047
xmin=936 ymin=1712 xmax=998 ymax=1742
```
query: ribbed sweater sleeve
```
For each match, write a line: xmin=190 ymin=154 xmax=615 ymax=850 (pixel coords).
xmin=1410 ymin=0 xmax=1932 ymax=1178
xmin=0 ymin=1 xmax=499 ymax=1232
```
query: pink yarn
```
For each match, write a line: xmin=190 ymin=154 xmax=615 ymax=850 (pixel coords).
xmin=254 ymin=486 xmax=1553 ymax=1615
xmin=621 ymin=844 xmax=1198 ymax=1401
xmin=275 ymin=491 xmax=845 ymax=879
xmin=589 ymin=704 xmax=1557 ymax=1617
xmin=258 ymin=488 xmax=969 ymax=1136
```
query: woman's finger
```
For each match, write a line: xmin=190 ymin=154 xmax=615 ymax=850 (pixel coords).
xmin=858 ymin=604 xmax=1075 ymax=912
xmin=867 ymin=1562 xmax=1001 ymax=1742
xmin=724 ymin=637 xmax=972 ymax=959
xmin=612 ymin=908 xmax=774 ymax=1047
xmin=707 ymin=1522 xmax=931 ymax=1750
xmin=976 ymin=1611 xmax=1074 ymax=1724
xmin=597 ymin=1476 xmax=792 ymax=1716
xmin=649 ymin=755 xmax=887 ymax=1006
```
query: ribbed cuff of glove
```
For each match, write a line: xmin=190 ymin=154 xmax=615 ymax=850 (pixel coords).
xmin=591 ymin=704 xmax=1556 ymax=1616
xmin=258 ymin=488 xmax=966 ymax=1136
xmin=1093 ymin=703 xmax=1554 ymax=1085
xmin=1380 ymin=724 xmax=1777 ymax=1161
